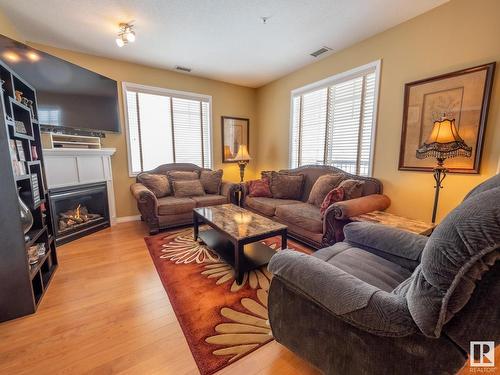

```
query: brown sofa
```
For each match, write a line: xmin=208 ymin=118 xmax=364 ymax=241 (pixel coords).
xmin=241 ymin=165 xmax=390 ymax=249
xmin=130 ymin=163 xmax=239 ymax=234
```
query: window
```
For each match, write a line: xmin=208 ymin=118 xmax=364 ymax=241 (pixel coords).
xmin=290 ymin=61 xmax=380 ymax=176
xmin=123 ymin=83 xmax=212 ymax=175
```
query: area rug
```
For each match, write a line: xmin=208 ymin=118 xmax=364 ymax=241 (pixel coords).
xmin=145 ymin=227 xmax=312 ymax=375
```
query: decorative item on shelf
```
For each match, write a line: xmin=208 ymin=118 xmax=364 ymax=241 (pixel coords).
xmin=416 ymin=115 xmax=472 ymax=223
xmin=31 ymin=174 xmax=41 ymax=206
xmin=16 ymin=140 xmax=26 ymax=161
xmin=27 ymin=100 xmax=35 ymax=119
xmin=15 ymin=120 xmax=27 ymax=134
xmin=399 ymin=62 xmax=495 ymax=174
xmin=21 ymin=97 xmax=29 ymax=107
xmin=14 ymin=90 xmax=22 ymax=102
xmin=36 ymin=243 xmax=46 ymax=257
xmin=27 ymin=245 xmax=39 ymax=265
xmin=31 ymin=145 xmax=38 ymax=160
xmin=18 ymin=187 xmax=34 ymax=241
xmin=232 ymin=144 xmax=252 ymax=182
xmin=10 ymin=140 xmax=26 ymax=176
xmin=222 ymin=116 xmax=250 ymax=163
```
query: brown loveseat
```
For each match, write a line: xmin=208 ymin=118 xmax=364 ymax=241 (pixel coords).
xmin=242 ymin=165 xmax=390 ymax=249
xmin=130 ymin=163 xmax=239 ymax=234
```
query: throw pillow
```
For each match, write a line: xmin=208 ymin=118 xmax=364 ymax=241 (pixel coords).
xmin=137 ymin=173 xmax=171 ymax=198
xmin=247 ymin=178 xmax=273 ymax=198
xmin=261 ymin=170 xmax=273 ymax=180
xmin=319 ymin=187 xmax=345 ymax=216
xmin=338 ymin=179 xmax=365 ymax=200
xmin=269 ymin=171 xmax=304 ymax=200
xmin=307 ymin=173 xmax=345 ymax=207
xmin=167 ymin=170 xmax=200 ymax=181
xmin=172 ymin=180 xmax=206 ymax=198
xmin=200 ymin=169 xmax=223 ymax=194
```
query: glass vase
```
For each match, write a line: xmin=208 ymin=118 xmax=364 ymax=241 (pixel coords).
xmin=18 ymin=187 xmax=33 ymax=241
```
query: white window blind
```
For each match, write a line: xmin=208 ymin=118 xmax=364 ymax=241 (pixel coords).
xmin=124 ymin=84 xmax=212 ymax=175
xmin=290 ymin=62 xmax=379 ymax=176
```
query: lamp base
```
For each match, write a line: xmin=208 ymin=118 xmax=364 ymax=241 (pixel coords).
xmin=431 ymin=164 xmax=447 ymax=224
xmin=237 ymin=161 xmax=247 ymax=183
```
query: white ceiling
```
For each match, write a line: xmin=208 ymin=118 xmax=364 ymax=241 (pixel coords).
xmin=0 ymin=0 xmax=448 ymax=88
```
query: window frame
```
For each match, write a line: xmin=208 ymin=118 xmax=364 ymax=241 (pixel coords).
xmin=122 ymin=82 xmax=213 ymax=177
xmin=288 ymin=60 xmax=381 ymax=176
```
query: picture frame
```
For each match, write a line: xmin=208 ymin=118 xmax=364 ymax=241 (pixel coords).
xmin=398 ymin=62 xmax=495 ymax=174
xmin=221 ymin=116 xmax=249 ymax=163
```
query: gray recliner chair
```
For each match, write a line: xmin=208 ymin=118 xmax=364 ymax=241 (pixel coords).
xmin=268 ymin=174 xmax=500 ymax=375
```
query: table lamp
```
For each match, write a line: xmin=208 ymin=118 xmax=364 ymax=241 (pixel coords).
xmin=416 ymin=116 xmax=472 ymax=223
xmin=232 ymin=144 xmax=251 ymax=182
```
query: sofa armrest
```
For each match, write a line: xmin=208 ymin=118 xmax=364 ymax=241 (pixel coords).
xmin=130 ymin=183 xmax=157 ymax=205
xmin=326 ymin=194 xmax=391 ymax=220
xmin=268 ymin=250 xmax=416 ymax=336
xmin=344 ymin=222 xmax=427 ymax=264
xmin=130 ymin=183 xmax=159 ymax=232
xmin=221 ymin=181 xmax=240 ymax=205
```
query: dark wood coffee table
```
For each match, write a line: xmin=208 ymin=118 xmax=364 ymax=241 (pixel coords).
xmin=193 ymin=204 xmax=287 ymax=284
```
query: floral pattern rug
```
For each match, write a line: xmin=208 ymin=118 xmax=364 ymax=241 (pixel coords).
xmin=144 ymin=227 xmax=312 ymax=375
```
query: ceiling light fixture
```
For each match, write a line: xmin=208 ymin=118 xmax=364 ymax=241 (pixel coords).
xmin=116 ymin=22 xmax=136 ymax=47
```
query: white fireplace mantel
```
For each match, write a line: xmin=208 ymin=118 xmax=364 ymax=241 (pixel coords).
xmin=42 ymin=148 xmax=117 ymax=224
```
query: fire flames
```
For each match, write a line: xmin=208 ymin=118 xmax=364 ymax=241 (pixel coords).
xmin=58 ymin=205 xmax=101 ymax=232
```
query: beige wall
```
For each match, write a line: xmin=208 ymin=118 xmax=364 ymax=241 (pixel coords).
xmin=0 ymin=8 xmax=258 ymax=217
xmin=256 ymin=0 xmax=500 ymax=222
xmin=27 ymin=45 xmax=258 ymax=217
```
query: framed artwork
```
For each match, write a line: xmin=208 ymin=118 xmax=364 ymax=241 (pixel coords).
xmin=221 ymin=116 xmax=249 ymax=163
xmin=399 ymin=62 xmax=495 ymax=173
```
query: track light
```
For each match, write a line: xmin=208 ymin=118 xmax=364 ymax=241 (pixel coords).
xmin=116 ymin=23 xmax=136 ymax=47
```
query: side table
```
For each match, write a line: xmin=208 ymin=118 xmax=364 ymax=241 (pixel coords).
xmin=350 ymin=211 xmax=435 ymax=236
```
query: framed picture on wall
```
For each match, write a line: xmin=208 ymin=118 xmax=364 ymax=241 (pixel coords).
xmin=399 ymin=62 xmax=495 ymax=174
xmin=221 ymin=116 xmax=249 ymax=163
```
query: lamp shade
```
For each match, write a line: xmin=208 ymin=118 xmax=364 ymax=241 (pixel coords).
xmin=232 ymin=144 xmax=251 ymax=162
xmin=416 ymin=118 xmax=472 ymax=161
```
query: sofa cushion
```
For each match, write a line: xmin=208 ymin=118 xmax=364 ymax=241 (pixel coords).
xmin=167 ymin=170 xmax=199 ymax=181
xmin=275 ymin=203 xmax=323 ymax=234
xmin=157 ymin=196 xmax=196 ymax=215
xmin=314 ymin=243 xmax=412 ymax=292
xmin=308 ymin=174 xmax=345 ymax=207
xmin=246 ymin=197 xmax=301 ymax=217
xmin=191 ymin=194 xmax=227 ymax=207
xmin=338 ymin=179 xmax=365 ymax=200
xmin=270 ymin=171 xmax=304 ymax=200
xmin=173 ymin=180 xmax=206 ymax=198
xmin=200 ymin=169 xmax=223 ymax=194
xmin=247 ymin=178 xmax=272 ymax=198
xmin=137 ymin=173 xmax=171 ymax=198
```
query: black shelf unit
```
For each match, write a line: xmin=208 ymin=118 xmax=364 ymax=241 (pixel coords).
xmin=0 ymin=58 xmax=58 ymax=322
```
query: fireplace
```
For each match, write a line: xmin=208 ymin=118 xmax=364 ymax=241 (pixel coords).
xmin=48 ymin=182 xmax=110 ymax=245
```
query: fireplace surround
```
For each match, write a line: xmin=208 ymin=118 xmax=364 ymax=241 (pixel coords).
xmin=48 ymin=182 xmax=110 ymax=245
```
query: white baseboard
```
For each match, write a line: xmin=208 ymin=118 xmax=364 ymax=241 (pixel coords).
xmin=115 ymin=215 xmax=141 ymax=223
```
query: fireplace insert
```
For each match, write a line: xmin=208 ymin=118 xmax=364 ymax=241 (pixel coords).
xmin=48 ymin=182 xmax=110 ymax=245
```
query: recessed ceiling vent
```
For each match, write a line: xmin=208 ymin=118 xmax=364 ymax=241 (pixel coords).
xmin=175 ymin=65 xmax=192 ymax=72
xmin=310 ymin=46 xmax=332 ymax=58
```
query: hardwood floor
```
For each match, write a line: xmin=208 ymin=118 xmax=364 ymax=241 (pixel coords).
xmin=0 ymin=221 xmax=319 ymax=375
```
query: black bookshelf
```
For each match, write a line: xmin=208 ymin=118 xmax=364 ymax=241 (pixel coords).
xmin=0 ymin=58 xmax=58 ymax=322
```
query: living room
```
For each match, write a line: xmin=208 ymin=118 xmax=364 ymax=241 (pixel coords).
xmin=0 ymin=0 xmax=499 ymax=374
